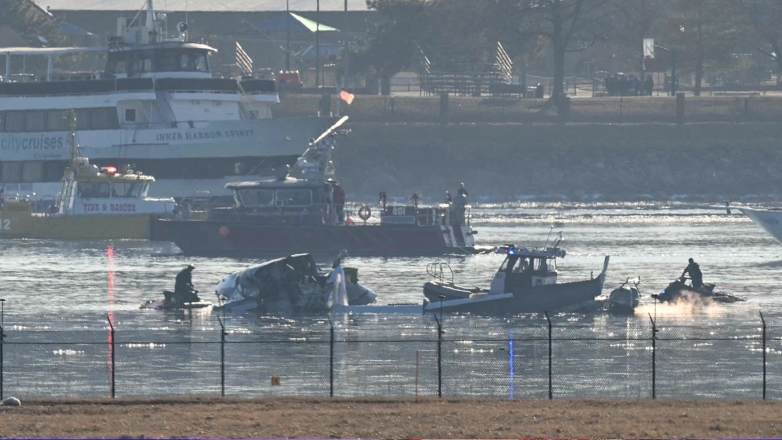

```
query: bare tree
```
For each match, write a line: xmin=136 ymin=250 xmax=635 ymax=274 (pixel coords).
xmin=665 ymin=0 xmax=741 ymax=95
xmin=506 ymin=0 xmax=613 ymax=97
xmin=742 ymin=0 xmax=782 ymax=80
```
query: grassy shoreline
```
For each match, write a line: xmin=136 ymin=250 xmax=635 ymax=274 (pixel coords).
xmin=2 ymin=397 xmax=781 ymax=438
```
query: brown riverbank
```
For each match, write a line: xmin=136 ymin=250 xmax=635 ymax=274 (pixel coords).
xmin=1 ymin=397 xmax=781 ymax=438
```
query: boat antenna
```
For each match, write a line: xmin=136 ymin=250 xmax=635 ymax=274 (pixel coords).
xmin=66 ymin=110 xmax=82 ymax=167
xmin=543 ymin=226 xmax=554 ymax=248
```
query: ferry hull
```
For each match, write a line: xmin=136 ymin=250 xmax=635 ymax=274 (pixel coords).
xmin=153 ymin=219 xmax=462 ymax=257
xmin=740 ymin=208 xmax=782 ymax=245
xmin=0 ymin=212 xmax=152 ymax=240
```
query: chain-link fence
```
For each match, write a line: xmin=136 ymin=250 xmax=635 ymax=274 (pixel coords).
xmin=1 ymin=314 xmax=780 ymax=400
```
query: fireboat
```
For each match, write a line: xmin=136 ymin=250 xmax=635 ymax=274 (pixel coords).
xmin=152 ymin=117 xmax=478 ymax=256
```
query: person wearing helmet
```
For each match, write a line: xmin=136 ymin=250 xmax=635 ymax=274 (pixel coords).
xmin=682 ymin=258 xmax=703 ymax=289
xmin=174 ymin=264 xmax=200 ymax=304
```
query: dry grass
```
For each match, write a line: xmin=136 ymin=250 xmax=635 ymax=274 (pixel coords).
xmin=1 ymin=397 xmax=781 ymax=438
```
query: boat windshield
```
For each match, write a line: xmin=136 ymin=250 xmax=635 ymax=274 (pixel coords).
xmin=275 ymin=189 xmax=312 ymax=207
xmin=237 ymin=189 xmax=274 ymax=208
xmin=112 ymin=182 xmax=145 ymax=198
xmin=78 ymin=182 xmax=110 ymax=198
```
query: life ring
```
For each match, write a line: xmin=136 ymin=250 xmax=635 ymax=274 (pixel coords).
xmin=358 ymin=205 xmax=371 ymax=221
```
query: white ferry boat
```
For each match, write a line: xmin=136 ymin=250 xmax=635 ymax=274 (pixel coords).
xmin=0 ymin=0 xmax=335 ymax=202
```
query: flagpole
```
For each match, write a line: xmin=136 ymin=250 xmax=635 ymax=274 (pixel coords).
xmin=315 ymin=0 xmax=320 ymax=89
xmin=285 ymin=0 xmax=290 ymax=71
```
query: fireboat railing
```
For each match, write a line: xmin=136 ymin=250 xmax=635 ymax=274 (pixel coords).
xmin=426 ymin=262 xmax=454 ymax=284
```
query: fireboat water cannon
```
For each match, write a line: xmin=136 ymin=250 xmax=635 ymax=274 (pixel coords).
xmin=287 ymin=116 xmax=349 ymax=182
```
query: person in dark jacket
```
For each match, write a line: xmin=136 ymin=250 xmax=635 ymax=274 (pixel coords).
xmin=644 ymin=74 xmax=654 ymax=96
xmin=333 ymin=183 xmax=346 ymax=223
xmin=174 ymin=264 xmax=200 ymax=303
xmin=682 ymin=258 xmax=703 ymax=289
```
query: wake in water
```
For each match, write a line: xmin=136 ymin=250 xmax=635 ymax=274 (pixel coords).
xmin=635 ymin=290 xmax=726 ymax=318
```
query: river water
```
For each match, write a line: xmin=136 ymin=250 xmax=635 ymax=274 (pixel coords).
xmin=2 ymin=202 xmax=782 ymax=399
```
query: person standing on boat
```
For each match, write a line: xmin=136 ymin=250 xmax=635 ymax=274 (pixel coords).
xmin=445 ymin=191 xmax=452 ymax=204
xmin=327 ymin=259 xmax=349 ymax=308
xmin=174 ymin=264 xmax=200 ymax=304
xmin=333 ymin=182 xmax=346 ymax=224
xmin=682 ymin=258 xmax=703 ymax=289
xmin=458 ymin=183 xmax=468 ymax=198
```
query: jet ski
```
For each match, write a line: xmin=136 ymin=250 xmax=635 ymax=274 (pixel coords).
xmin=651 ymin=277 xmax=746 ymax=304
xmin=140 ymin=290 xmax=213 ymax=310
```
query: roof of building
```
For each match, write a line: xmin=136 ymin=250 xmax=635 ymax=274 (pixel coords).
xmin=257 ymin=12 xmax=339 ymax=33
xmin=0 ymin=25 xmax=30 ymax=48
xmin=39 ymin=0 xmax=370 ymax=12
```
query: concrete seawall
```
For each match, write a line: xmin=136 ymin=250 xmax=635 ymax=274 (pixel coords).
xmin=333 ymin=122 xmax=782 ymax=202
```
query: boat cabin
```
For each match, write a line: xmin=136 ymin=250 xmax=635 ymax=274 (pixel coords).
xmin=104 ymin=42 xmax=214 ymax=79
xmin=54 ymin=160 xmax=174 ymax=216
xmin=217 ymin=177 xmax=333 ymax=224
xmin=489 ymin=245 xmax=566 ymax=294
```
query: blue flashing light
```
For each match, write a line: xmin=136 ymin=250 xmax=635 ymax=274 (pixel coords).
xmin=507 ymin=248 xmax=516 ymax=256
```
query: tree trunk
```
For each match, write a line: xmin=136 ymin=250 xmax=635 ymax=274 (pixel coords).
xmin=553 ymin=41 xmax=566 ymax=97
xmin=694 ymin=2 xmax=704 ymax=96
xmin=552 ymin=1 xmax=565 ymax=97
xmin=694 ymin=55 xmax=704 ymax=96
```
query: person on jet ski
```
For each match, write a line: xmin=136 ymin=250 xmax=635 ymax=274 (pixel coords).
xmin=682 ymin=258 xmax=703 ymax=289
xmin=174 ymin=264 xmax=200 ymax=304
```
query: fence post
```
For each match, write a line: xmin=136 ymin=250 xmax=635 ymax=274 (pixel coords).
xmin=329 ymin=318 xmax=334 ymax=398
xmin=649 ymin=313 xmax=656 ymax=399
xmin=545 ymin=311 xmax=552 ymax=399
xmin=676 ymin=92 xmax=685 ymax=125
xmin=107 ymin=315 xmax=115 ymax=399
xmin=761 ymin=311 xmax=766 ymax=400
xmin=439 ymin=92 xmax=449 ymax=125
xmin=217 ymin=316 xmax=226 ymax=397
xmin=437 ymin=316 xmax=443 ymax=398
xmin=0 ymin=298 xmax=5 ymax=401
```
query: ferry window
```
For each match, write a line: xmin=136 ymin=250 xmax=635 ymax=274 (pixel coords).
xmin=47 ymin=110 xmax=68 ymax=131
xmin=547 ymin=259 xmax=557 ymax=272
xmin=4 ymin=111 xmax=25 ymax=131
xmin=91 ymin=108 xmax=114 ymax=129
xmin=0 ymin=111 xmax=4 ymax=131
xmin=25 ymin=111 xmax=46 ymax=131
xmin=44 ymin=161 xmax=65 ymax=182
xmin=275 ymin=189 xmax=312 ymax=207
xmin=125 ymin=109 xmax=136 ymax=122
xmin=179 ymin=53 xmax=193 ymax=70
xmin=238 ymin=189 xmax=274 ymax=208
xmin=78 ymin=182 xmax=110 ymax=198
xmin=194 ymin=53 xmax=208 ymax=72
xmin=107 ymin=59 xmax=127 ymax=76
xmin=74 ymin=109 xmax=91 ymax=130
xmin=22 ymin=162 xmax=43 ymax=182
xmin=1 ymin=162 xmax=21 ymax=182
